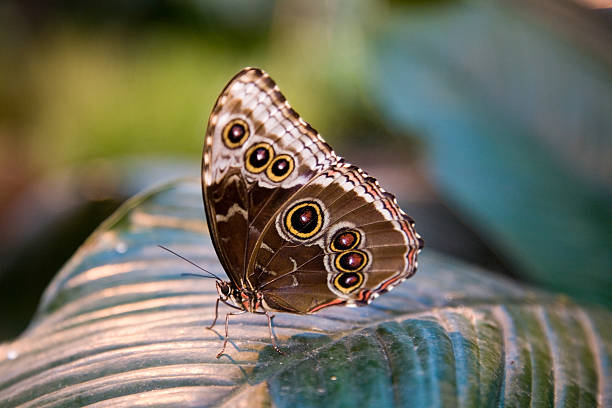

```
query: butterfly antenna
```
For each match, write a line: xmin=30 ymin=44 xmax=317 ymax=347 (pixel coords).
xmin=158 ymin=245 xmax=223 ymax=281
xmin=180 ymin=272 xmax=219 ymax=279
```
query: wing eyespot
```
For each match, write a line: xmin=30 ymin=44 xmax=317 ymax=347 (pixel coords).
xmin=222 ymin=118 xmax=249 ymax=148
xmin=330 ymin=229 xmax=361 ymax=252
xmin=334 ymin=250 xmax=368 ymax=273
xmin=266 ymin=154 xmax=294 ymax=182
xmin=245 ymin=142 xmax=274 ymax=173
xmin=284 ymin=201 xmax=324 ymax=239
xmin=333 ymin=272 xmax=364 ymax=294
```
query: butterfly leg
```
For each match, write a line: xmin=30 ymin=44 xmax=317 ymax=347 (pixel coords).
xmin=207 ymin=298 xmax=220 ymax=330
xmin=216 ymin=310 xmax=246 ymax=358
xmin=265 ymin=312 xmax=285 ymax=355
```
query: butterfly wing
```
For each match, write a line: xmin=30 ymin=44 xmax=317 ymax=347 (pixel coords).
xmin=202 ymin=68 xmax=338 ymax=287
xmin=249 ymin=163 xmax=423 ymax=314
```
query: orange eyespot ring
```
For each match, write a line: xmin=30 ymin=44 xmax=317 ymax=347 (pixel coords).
xmin=222 ymin=118 xmax=249 ymax=148
xmin=284 ymin=201 xmax=324 ymax=239
xmin=245 ymin=143 xmax=274 ymax=173
xmin=333 ymin=272 xmax=364 ymax=294
xmin=266 ymin=154 xmax=294 ymax=182
xmin=330 ymin=229 xmax=361 ymax=252
xmin=334 ymin=250 xmax=368 ymax=273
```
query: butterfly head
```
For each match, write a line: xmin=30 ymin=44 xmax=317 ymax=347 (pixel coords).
xmin=215 ymin=280 xmax=262 ymax=313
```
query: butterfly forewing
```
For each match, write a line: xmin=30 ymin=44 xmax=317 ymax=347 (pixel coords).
xmin=202 ymin=68 xmax=339 ymax=287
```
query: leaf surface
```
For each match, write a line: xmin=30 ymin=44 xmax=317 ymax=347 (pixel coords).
xmin=0 ymin=180 xmax=610 ymax=407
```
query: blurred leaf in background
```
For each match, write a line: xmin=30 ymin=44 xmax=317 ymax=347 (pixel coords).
xmin=367 ymin=0 xmax=612 ymax=306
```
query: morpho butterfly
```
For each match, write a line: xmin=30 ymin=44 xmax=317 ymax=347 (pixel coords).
xmin=199 ymin=68 xmax=423 ymax=357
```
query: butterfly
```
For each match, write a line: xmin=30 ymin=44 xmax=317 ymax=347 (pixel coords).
xmin=200 ymin=67 xmax=423 ymax=357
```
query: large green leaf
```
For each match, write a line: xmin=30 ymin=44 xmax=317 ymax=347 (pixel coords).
xmin=367 ymin=1 xmax=612 ymax=307
xmin=1 ymin=180 xmax=610 ymax=407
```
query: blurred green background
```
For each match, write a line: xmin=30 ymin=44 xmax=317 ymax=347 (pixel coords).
xmin=1 ymin=0 xmax=611 ymax=340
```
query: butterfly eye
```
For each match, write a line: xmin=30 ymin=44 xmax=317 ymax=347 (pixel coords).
xmin=330 ymin=229 xmax=360 ymax=252
xmin=284 ymin=201 xmax=324 ymax=239
xmin=220 ymin=284 xmax=231 ymax=297
xmin=266 ymin=154 xmax=294 ymax=182
xmin=334 ymin=250 xmax=368 ymax=273
xmin=333 ymin=272 xmax=364 ymax=293
xmin=245 ymin=143 xmax=274 ymax=173
xmin=222 ymin=119 xmax=249 ymax=148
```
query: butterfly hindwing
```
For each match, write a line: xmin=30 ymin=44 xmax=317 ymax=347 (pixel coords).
xmin=249 ymin=164 xmax=423 ymax=314
xmin=202 ymin=68 xmax=338 ymax=287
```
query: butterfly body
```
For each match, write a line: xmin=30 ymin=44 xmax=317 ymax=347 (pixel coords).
xmin=201 ymin=68 xmax=423 ymax=356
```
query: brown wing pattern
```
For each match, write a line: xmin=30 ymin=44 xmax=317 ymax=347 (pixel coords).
xmin=250 ymin=163 xmax=423 ymax=314
xmin=202 ymin=68 xmax=338 ymax=287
